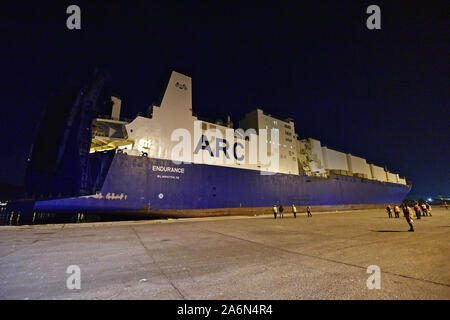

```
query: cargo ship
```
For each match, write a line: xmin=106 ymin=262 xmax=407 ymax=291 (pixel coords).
xmin=5 ymin=71 xmax=411 ymax=221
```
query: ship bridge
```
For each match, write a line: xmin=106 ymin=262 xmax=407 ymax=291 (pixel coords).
xmin=90 ymin=97 xmax=134 ymax=153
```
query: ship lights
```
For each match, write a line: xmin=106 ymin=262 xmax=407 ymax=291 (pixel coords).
xmin=138 ymin=138 xmax=152 ymax=153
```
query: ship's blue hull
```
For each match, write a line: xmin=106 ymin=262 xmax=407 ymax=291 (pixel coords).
xmin=32 ymin=154 xmax=411 ymax=216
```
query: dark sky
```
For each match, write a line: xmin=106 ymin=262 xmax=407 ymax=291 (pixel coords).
xmin=0 ymin=1 xmax=448 ymax=198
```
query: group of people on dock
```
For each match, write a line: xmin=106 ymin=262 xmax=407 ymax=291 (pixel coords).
xmin=272 ymin=204 xmax=311 ymax=219
xmin=385 ymin=202 xmax=432 ymax=232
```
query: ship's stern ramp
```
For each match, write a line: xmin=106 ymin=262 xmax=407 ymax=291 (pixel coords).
xmin=24 ymin=71 xmax=110 ymax=199
xmin=5 ymin=71 xmax=117 ymax=222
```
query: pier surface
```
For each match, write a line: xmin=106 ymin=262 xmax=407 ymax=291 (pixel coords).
xmin=0 ymin=208 xmax=449 ymax=299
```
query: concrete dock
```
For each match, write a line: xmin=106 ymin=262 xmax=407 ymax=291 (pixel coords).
xmin=0 ymin=208 xmax=449 ymax=300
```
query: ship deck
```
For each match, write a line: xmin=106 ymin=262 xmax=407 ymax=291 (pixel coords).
xmin=0 ymin=208 xmax=449 ymax=299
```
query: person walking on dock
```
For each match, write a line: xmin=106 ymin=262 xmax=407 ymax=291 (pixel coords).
xmin=402 ymin=203 xmax=414 ymax=232
xmin=444 ymin=201 xmax=448 ymax=210
xmin=386 ymin=205 xmax=393 ymax=218
xmin=421 ymin=203 xmax=428 ymax=216
xmin=394 ymin=205 xmax=400 ymax=218
xmin=279 ymin=205 xmax=284 ymax=219
xmin=413 ymin=203 xmax=421 ymax=219
xmin=426 ymin=203 xmax=432 ymax=217
xmin=292 ymin=204 xmax=297 ymax=218
xmin=306 ymin=205 xmax=312 ymax=217
xmin=272 ymin=205 xmax=278 ymax=219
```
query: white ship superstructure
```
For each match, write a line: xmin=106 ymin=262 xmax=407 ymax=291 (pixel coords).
xmin=90 ymin=71 xmax=407 ymax=185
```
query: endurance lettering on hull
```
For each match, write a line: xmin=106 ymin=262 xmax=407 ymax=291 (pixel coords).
xmin=152 ymin=165 xmax=185 ymax=174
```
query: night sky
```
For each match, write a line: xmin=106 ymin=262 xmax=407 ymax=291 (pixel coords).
xmin=1 ymin=1 xmax=448 ymax=198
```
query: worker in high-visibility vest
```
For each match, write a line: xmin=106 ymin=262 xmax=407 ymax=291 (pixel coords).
xmin=394 ymin=205 xmax=401 ymax=218
xmin=272 ymin=205 xmax=277 ymax=219
xmin=421 ymin=203 xmax=428 ymax=216
xmin=402 ymin=203 xmax=414 ymax=232
xmin=292 ymin=204 xmax=297 ymax=218
xmin=426 ymin=203 xmax=432 ymax=217
xmin=413 ymin=203 xmax=421 ymax=219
